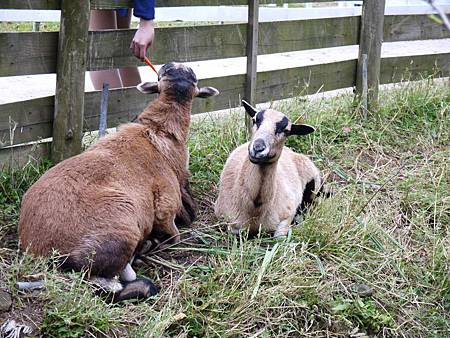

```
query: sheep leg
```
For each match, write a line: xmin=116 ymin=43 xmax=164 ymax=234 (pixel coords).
xmin=175 ymin=180 xmax=197 ymax=227
xmin=119 ymin=263 xmax=137 ymax=282
xmin=153 ymin=185 xmax=181 ymax=244
xmin=274 ymin=220 xmax=290 ymax=238
xmin=91 ymin=276 xmax=159 ymax=303
xmin=62 ymin=231 xmax=140 ymax=280
xmin=149 ymin=217 xmax=181 ymax=250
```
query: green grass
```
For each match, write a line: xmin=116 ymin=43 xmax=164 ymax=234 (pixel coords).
xmin=0 ymin=22 xmax=60 ymax=32
xmin=0 ymin=21 xmax=223 ymax=33
xmin=0 ymin=80 xmax=449 ymax=337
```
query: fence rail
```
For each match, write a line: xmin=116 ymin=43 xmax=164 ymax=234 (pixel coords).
xmin=1 ymin=15 xmax=448 ymax=77
xmin=0 ymin=0 xmax=449 ymax=167
xmin=2 ymin=52 xmax=448 ymax=149
xmin=2 ymin=0 xmax=345 ymax=10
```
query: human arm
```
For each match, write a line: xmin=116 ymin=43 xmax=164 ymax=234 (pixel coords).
xmin=130 ymin=0 xmax=156 ymax=60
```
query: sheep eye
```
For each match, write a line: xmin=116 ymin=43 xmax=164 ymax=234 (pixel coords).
xmin=255 ymin=111 xmax=265 ymax=128
xmin=275 ymin=117 xmax=289 ymax=135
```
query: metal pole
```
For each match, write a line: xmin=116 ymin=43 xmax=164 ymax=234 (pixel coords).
xmin=99 ymin=82 xmax=109 ymax=138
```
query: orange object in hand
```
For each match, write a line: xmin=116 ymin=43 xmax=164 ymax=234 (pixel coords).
xmin=144 ymin=57 xmax=158 ymax=75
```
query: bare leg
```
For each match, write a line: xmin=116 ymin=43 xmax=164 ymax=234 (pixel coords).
xmin=89 ymin=10 xmax=122 ymax=89
xmin=116 ymin=10 xmax=142 ymax=87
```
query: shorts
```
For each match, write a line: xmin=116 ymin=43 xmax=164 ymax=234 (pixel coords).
xmin=116 ymin=8 xmax=129 ymax=17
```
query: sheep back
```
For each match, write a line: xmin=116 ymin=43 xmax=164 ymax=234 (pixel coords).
xmin=19 ymin=123 xmax=184 ymax=275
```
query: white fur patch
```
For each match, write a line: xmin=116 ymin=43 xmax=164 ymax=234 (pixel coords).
xmin=120 ymin=263 xmax=137 ymax=282
xmin=274 ymin=220 xmax=289 ymax=238
xmin=91 ymin=277 xmax=123 ymax=293
xmin=230 ymin=227 xmax=241 ymax=235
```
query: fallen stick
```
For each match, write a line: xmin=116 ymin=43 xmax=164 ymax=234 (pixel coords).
xmin=16 ymin=281 xmax=45 ymax=290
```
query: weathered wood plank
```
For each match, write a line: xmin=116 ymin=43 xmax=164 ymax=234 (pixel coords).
xmin=259 ymin=16 xmax=360 ymax=55
xmin=380 ymin=53 xmax=450 ymax=84
xmin=0 ymin=24 xmax=245 ymax=76
xmin=1 ymin=0 xmax=339 ymax=9
xmin=0 ymin=73 xmax=245 ymax=146
xmin=89 ymin=17 xmax=359 ymax=71
xmin=2 ymin=53 xmax=449 ymax=147
xmin=52 ymin=0 xmax=90 ymax=162
xmin=256 ymin=60 xmax=357 ymax=101
xmin=0 ymin=97 xmax=54 ymax=148
xmin=0 ymin=32 xmax=58 ymax=77
xmin=384 ymin=15 xmax=450 ymax=42
xmin=356 ymin=0 xmax=385 ymax=109
xmin=87 ymin=24 xmax=247 ymax=71
xmin=3 ymin=15 xmax=447 ymax=76
xmin=0 ymin=142 xmax=51 ymax=169
xmin=0 ymin=60 xmax=358 ymax=146
xmin=83 ymin=74 xmax=246 ymax=131
xmin=0 ymin=0 xmax=61 ymax=10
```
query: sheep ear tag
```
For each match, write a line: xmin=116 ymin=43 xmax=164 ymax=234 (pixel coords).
xmin=289 ymin=124 xmax=315 ymax=136
xmin=137 ymin=82 xmax=159 ymax=94
xmin=241 ymin=100 xmax=258 ymax=118
xmin=196 ymin=86 xmax=219 ymax=98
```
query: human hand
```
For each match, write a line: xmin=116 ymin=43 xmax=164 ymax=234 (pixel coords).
xmin=130 ymin=19 xmax=155 ymax=61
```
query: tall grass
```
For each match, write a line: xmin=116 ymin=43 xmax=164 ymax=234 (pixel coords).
xmin=0 ymin=80 xmax=448 ymax=337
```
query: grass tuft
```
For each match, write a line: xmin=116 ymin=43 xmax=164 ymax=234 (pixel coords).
xmin=0 ymin=79 xmax=449 ymax=337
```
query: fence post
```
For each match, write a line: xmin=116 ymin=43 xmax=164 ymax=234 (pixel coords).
xmin=245 ymin=0 xmax=259 ymax=137
xmin=52 ymin=0 xmax=90 ymax=163
xmin=355 ymin=0 xmax=385 ymax=112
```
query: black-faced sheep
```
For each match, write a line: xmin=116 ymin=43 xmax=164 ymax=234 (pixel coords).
xmin=215 ymin=100 xmax=321 ymax=237
xmin=18 ymin=62 xmax=219 ymax=302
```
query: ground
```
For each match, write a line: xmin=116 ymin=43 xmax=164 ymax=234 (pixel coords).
xmin=0 ymin=80 xmax=449 ymax=337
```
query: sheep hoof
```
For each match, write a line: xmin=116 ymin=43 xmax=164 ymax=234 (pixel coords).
xmin=273 ymin=230 xmax=288 ymax=238
xmin=114 ymin=278 xmax=160 ymax=303
xmin=120 ymin=263 xmax=137 ymax=282
xmin=230 ymin=228 xmax=241 ymax=236
xmin=293 ymin=214 xmax=303 ymax=225
xmin=92 ymin=277 xmax=159 ymax=303
xmin=273 ymin=234 xmax=287 ymax=241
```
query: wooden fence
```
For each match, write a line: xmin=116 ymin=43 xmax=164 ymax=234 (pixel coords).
xmin=0 ymin=0 xmax=449 ymax=167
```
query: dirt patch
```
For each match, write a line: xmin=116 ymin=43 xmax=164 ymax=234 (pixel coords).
xmin=0 ymin=293 xmax=45 ymax=337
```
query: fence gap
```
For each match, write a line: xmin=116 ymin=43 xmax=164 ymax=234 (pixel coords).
xmin=52 ymin=0 xmax=90 ymax=163
xmin=355 ymin=0 xmax=386 ymax=113
xmin=32 ymin=21 xmax=40 ymax=32
xmin=244 ymin=0 xmax=259 ymax=137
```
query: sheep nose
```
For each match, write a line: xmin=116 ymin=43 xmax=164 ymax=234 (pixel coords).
xmin=253 ymin=139 xmax=266 ymax=154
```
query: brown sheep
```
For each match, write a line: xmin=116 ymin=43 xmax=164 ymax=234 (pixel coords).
xmin=18 ymin=62 xmax=219 ymax=302
xmin=215 ymin=100 xmax=322 ymax=238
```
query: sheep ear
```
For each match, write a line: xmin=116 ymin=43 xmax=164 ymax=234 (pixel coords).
xmin=241 ymin=100 xmax=258 ymax=118
xmin=289 ymin=124 xmax=315 ymax=136
xmin=137 ymin=82 xmax=159 ymax=94
xmin=196 ymin=86 xmax=219 ymax=98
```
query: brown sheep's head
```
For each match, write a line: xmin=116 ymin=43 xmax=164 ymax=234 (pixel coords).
xmin=242 ymin=100 xmax=315 ymax=165
xmin=137 ymin=62 xmax=219 ymax=103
